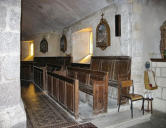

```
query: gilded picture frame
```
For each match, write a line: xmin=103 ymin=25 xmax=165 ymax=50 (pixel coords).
xmin=96 ymin=15 xmax=110 ymax=50
xmin=40 ymin=38 xmax=48 ymax=53
xmin=60 ymin=34 xmax=67 ymax=53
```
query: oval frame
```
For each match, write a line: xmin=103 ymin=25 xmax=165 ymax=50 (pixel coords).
xmin=40 ymin=38 xmax=48 ymax=53
xmin=96 ymin=18 xmax=110 ymax=50
xmin=60 ymin=34 xmax=67 ymax=53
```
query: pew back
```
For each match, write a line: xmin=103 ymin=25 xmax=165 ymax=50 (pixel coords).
xmin=67 ymin=67 xmax=108 ymax=114
xmin=90 ymin=56 xmax=131 ymax=81
xmin=47 ymin=71 xmax=79 ymax=119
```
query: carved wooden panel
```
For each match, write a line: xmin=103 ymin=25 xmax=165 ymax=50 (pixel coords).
xmin=47 ymin=75 xmax=52 ymax=96
xmin=90 ymin=58 xmax=101 ymax=71
xmin=66 ymin=83 xmax=74 ymax=111
xmin=59 ymin=80 xmax=66 ymax=105
xmin=47 ymin=71 xmax=79 ymax=118
xmin=53 ymin=78 xmax=59 ymax=101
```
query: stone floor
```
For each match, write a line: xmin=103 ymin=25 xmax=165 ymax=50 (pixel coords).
xmin=21 ymin=81 xmax=78 ymax=128
xmin=21 ymin=80 xmax=166 ymax=128
xmin=128 ymin=111 xmax=166 ymax=128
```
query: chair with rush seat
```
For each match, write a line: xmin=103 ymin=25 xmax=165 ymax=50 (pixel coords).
xmin=118 ymin=80 xmax=144 ymax=118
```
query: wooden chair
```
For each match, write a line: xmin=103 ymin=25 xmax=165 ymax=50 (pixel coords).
xmin=118 ymin=80 xmax=144 ymax=118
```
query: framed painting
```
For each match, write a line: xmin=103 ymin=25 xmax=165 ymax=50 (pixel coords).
xmin=40 ymin=38 xmax=48 ymax=53
xmin=60 ymin=34 xmax=67 ymax=52
xmin=96 ymin=14 xmax=110 ymax=50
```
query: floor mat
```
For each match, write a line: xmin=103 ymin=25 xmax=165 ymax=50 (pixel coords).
xmin=22 ymin=82 xmax=77 ymax=128
xmin=68 ymin=122 xmax=97 ymax=128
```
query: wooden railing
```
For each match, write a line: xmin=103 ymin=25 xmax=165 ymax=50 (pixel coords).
xmin=34 ymin=66 xmax=44 ymax=89
xmin=47 ymin=71 xmax=79 ymax=119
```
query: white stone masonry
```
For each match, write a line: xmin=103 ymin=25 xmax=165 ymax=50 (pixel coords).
xmin=152 ymin=62 xmax=166 ymax=113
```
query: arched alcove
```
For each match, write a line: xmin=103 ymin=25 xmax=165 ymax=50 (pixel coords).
xmin=72 ymin=28 xmax=93 ymax=64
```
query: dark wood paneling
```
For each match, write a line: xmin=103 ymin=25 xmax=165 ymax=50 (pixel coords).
xmin=34 ymin=66 xmax=44 ymax=89
xmin=71 ymin=63 xmax=90 ymax=69
xmin=34 ymin=56 xmax=72 ymax=67
xmin=21 ymin=61 xmax=34 ymax=81
xmin=90 ymin=56 xmax=131 ymax=104
xmin=67 ymin=66 xmax=108 ymax=114
xmin=47 ymin=71 xmax=79 ymax=119
xmin=59 ymin=80 xmax=66 ymax=105
xmin=66 ymin=83 xmax=74 ymax=111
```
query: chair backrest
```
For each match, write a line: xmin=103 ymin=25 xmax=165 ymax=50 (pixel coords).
xmin=120 ymin=80 xmax=133 ymax=88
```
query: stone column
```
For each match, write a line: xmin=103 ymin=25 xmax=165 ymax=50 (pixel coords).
xmin=0 ymin=0 xmax=26 ymax=127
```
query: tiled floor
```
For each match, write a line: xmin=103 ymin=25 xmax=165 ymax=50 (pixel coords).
xmin=21 ymin=81 xmax=78 ymax=128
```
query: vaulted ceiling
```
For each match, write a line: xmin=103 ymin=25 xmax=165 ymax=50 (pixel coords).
xmin=21 ymin=0 xmax=112 ymax=39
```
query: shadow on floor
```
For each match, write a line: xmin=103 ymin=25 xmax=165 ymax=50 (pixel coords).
xmin=128 ymin=111 xmax=166 ymax=128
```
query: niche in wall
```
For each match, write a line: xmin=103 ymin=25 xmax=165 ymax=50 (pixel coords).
xmin=21 ymin=40 xmax=34 ymax=61
xmin=115 ymin=14 xmax=121 ymax=37
xmin=72 ymin=28 xmax=93 ymax=64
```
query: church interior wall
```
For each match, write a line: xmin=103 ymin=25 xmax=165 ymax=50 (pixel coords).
xmin=23 ymin=0 xmax=166 ymax=111
xmin=30 ymin=32 xmax=62 ymax=57
xmin=64 ymin=0 xmax=166 ymax=95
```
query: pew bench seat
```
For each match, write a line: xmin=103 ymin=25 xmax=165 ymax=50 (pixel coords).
xmin=67 ymin=67 xmax=109 ymax=114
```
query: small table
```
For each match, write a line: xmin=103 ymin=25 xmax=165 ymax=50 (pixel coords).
xmin=144 ymin=98 xmax=153 ymax=114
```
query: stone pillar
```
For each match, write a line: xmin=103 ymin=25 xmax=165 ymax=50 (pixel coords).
xmin=0 ymin=0 xmax=26 ymax=128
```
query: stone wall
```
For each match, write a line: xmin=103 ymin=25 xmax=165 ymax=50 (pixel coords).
xmin=29 ymin=32 xmax=62 ymax=57
xmin=152 ymin=61 xmax=166 ymax=112
xmin=0 ymin=0 xmax=26 ymax=127
xmin=131 ymin=0 xmax=166 ymax=94
xmin=25 ymin=0 xmax=166 ymax=111
xmin=64 ymin=0 xmax=166 ymax=95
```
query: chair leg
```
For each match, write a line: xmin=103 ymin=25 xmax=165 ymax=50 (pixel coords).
xmin=130 ymin=100 xmax=133 ymax=118
xmin=142 ymin=98 xmax=144 ymax=115
xmin=118 ymin=97 xmax=121 ymax=112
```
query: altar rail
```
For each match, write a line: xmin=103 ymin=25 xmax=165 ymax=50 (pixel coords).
xmin=47 ymin=72 xmax=79 ymax=119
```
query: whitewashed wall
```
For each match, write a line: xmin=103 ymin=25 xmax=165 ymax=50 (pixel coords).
xmin=72 ymin=31 xmax=90 ymax=62
xmin=27 ymin=0 xmax=166 ymax=111
xmin=30 ymin=32 xmax=62 ymax=57
xmin=64 ymin=0 xmax=166 ymax=96
xmin=131 ymin=0 xmax=166 ymax=94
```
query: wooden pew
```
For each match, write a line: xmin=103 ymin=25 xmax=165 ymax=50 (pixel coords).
xmin=90 ymin=56 xmax=131 ymax=104
xmin=21 ymin=61 xmax=34 ymax=81
xmin=34 ymin=66 xmax=44 ymax=90
xmin=47 ymin=71 xmax=79 ymax=119
xmin=67 ymin=67 xmax=109 ymax=114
